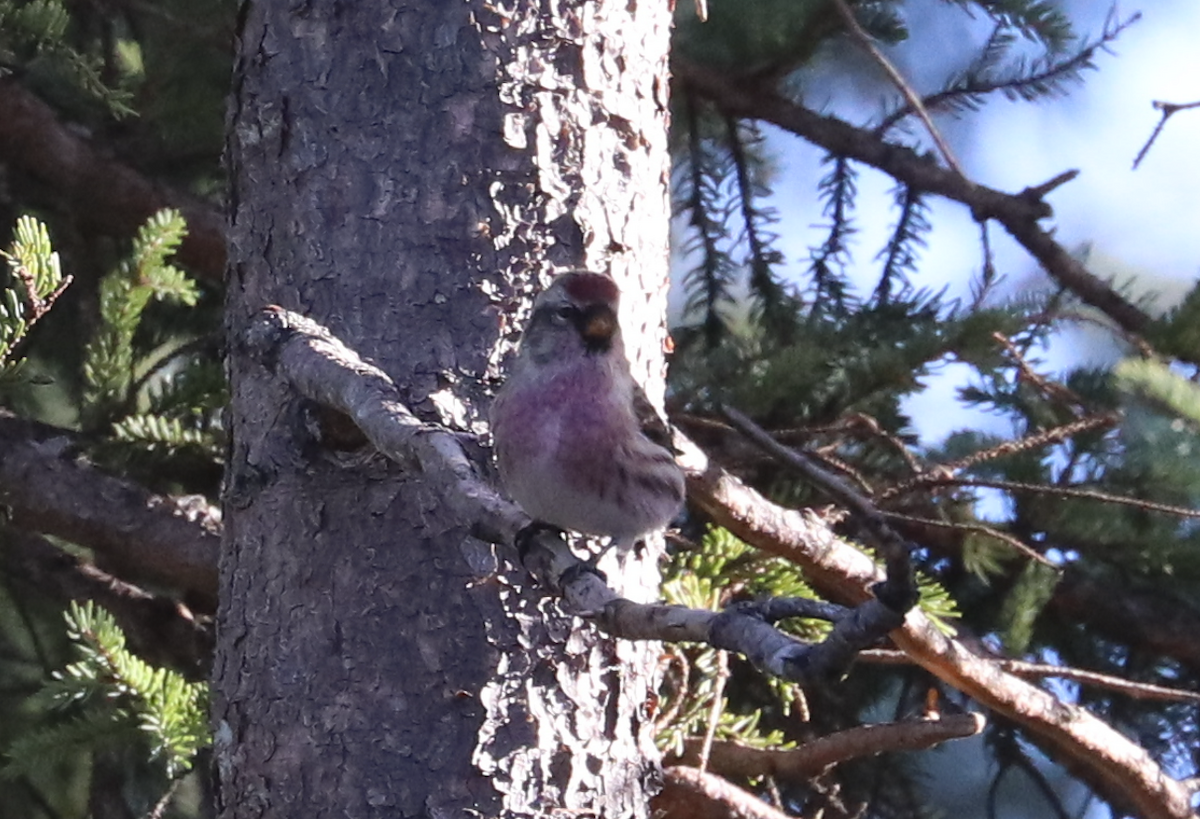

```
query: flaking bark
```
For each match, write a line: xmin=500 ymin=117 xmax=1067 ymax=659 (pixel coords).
xmin=216 ymin=2 xmax=672 ymax=817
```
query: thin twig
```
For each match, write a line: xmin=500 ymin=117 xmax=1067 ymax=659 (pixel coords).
xmin=859 ymin=649 xmax=1200 ymax=703
xmin=810 ymin=445 xmax=877 ymax=495
xmin=992 ymin=331 xmax=1085 ymax=408
xmin=1133 ymin=99 xmax=1200 ymax=170
xmin=906 ymin=477 xmax=1200 ymax=520
xmin=775 ymin=412 xmax=923 ymax=476
xmin=144 ymin=777 xmax=183 ymax=819
xmin=881 ymin=412 xmax=1119 ymax=499
xmin=655 ymin=650 xmax=691 ymax=734
xmin=970 ymin=219 xmax=1000 ymax=310
xmin=879 ymin=511 xmax=1054 ymax=567
xmin=3 ymin=261 xmax=73 ymax=355
xmin=698 ymin=650 xmax=730 ymax=772
xmin=721 ymin=406 xmax=883 ymax=528
xmin=832 ymin=0 xmax=965 ymax=176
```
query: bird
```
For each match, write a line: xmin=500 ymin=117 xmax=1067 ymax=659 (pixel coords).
xmin=490 ymin=271 xmax=685 ymax=560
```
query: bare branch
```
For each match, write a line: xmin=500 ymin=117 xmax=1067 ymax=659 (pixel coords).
xmin=860 ymin=650 xmax=1200 ymax=704
xmin=674 ymin=59 xmax=1155 ymax=337
xmin=667 ymin=714 xmax=986 ymax=779
xmin=0 ymin=526 xmax=212 ymax=676
xmin=655 ymin=766 xmax=795 ymax=819
xmin=1133 ymin=99 xmax=1200 ymax=170
xmin=0 ymin=412 xmax=219 ymax=610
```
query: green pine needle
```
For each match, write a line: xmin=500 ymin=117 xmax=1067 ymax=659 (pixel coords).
xmin=2 ymin=601 xmax=210 ymax=782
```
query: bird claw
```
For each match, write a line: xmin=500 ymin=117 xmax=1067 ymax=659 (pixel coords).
xmin=515 ymin=521 xmax=568 ymax=562
xmin=560 ymin=555 xmax=608 ymax=587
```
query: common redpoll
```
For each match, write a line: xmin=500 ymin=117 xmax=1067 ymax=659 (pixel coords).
xmin=491 ymin=272 xmax=685 ymax=556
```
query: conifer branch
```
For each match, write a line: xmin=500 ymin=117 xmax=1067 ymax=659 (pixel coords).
xmin=667 ymin=714 xmax=985 ymax=779
xmin=673 ymin=59 xmax=1155 ymax=338
xmin=873 ymin=184 xmax=929 ymax=304
xmin=0 ymin=412 xmax=219 ymax=609
xmin=657 ymin=765 xmax=794 ymax=819
xmin=677 ymin=434 xmax=1195 ymax=819
xmin=880 ymin=412 xmax=1120 ymax=499
xmin=678 ymin=92 xmax=734 ymax=346
xmin=805 ymin=155 xmax=858 ymax=316
xmin=877 ymin=12 xmax=1141 ymax=136
xmin=0 ymin=527 xmax=212 ymax=675
xmin=724 ymin=116 xmax=792 ymax=337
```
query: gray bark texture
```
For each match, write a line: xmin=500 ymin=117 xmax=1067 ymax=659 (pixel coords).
xmin=215 ymin=1 xmax=672 ymax=817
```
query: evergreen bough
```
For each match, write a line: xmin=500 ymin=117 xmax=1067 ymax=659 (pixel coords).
xmin=3 ymin=601 xmax=209 ymax=782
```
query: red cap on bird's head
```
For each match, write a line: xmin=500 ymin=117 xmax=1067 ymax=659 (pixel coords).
xmin=556 ymin=271 xmax=620 ymax=306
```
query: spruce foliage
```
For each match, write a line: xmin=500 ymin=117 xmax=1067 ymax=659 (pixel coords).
xmin=0 ymin=215 xmax=71 ymax=385
xmin=3 ymin=601 xmax=209 ymax=783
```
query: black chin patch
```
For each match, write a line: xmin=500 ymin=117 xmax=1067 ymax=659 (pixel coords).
xmin=576 ymin=304 xmax=617 ymax=354
xmin=583 ymin=334 xmax=612 ymax=354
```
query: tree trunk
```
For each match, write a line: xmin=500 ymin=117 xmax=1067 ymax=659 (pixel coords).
xmin=215 ymin=1 xmax=672 ymax=817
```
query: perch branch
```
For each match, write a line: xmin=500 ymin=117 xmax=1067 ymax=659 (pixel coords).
xmin=518 ymin=524 xmax=910 ymax=686
xmin=243 ymin=307 xmax=915 ymax=686
xmin=241 ymin=306 xmax=526 ymax=544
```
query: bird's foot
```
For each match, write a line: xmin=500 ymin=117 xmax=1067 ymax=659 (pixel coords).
xmin=515 ymin=521 xmax=568 ymax=563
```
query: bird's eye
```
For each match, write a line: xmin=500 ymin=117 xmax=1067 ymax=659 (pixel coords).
xmin=552 ymin=305 xmax=578 ymax=323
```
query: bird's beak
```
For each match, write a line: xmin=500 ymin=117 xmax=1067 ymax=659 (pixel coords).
xmin=579 ymin=305 xmax=618 ymax=350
